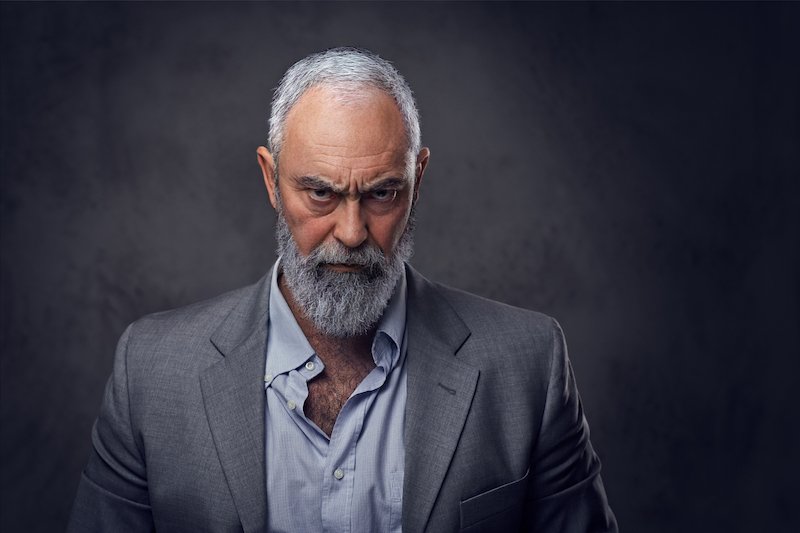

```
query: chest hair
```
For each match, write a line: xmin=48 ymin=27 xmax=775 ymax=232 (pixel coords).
xmin=304 ymin=339 xmax=376 ymax=437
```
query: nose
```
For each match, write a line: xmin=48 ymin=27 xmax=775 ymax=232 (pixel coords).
xmin=333 ymin=199 xmax=368 ymax=249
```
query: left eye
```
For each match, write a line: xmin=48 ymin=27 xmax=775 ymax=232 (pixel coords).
xmin=369 ymin=190 xmax=396 ymax=201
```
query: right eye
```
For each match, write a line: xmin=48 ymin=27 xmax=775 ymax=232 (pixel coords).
xmin=309 ymin=189 xmax=333 ymax=201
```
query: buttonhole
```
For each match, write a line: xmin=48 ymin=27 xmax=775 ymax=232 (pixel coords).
xmin=438 ymin=383 xmax=456 ymax=395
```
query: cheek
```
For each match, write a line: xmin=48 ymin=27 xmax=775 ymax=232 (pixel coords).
xmin=291 ymin=218 xmax=334 ymax=255
xmin=281 ymin=199 xmax=333 ymax=255
xmin=373 ymin=206 xmax=411 ymax=251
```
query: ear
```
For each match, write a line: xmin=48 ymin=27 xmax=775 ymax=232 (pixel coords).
xmin=257 ymin=146 xmax=278 ymax=210
xmin=413 ymin=147 xmax=430 ymax=204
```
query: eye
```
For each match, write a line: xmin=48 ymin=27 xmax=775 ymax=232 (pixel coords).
xmin=309 ymin=189 xmax=333 ymax=201
xmin=368 ymin=189 xmax=397 ymax=202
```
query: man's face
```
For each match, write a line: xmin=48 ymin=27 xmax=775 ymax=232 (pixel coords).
xmin=257 ymin=86 xmax=429 ymax=336
xmin=261 ymin=87 xmax=426 ymax=266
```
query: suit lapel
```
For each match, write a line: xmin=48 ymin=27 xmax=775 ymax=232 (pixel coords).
xmin=200 ymin=272 xmax=272 ymax=533
xmin=403 ymin=267 xmax=478 ymax=533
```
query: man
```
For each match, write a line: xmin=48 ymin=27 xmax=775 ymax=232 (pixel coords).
xmin=68 ymin=48 xmax=617 ymax=532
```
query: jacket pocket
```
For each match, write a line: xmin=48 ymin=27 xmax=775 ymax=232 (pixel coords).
xmin=459 ymin=469 xmax=530 ymax=531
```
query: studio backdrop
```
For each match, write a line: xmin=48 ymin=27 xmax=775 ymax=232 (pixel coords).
xmin=1 ymin=2 xmax=798 ymax=532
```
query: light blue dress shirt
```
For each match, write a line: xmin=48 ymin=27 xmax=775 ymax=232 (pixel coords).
xmin=264 ymin=261 xmax=408 ymax=533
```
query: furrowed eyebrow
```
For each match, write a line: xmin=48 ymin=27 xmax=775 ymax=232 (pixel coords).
xmin=294 ymin=175 xmax=409 ymax=195
xmin=359 ymin=177 xmax=408 ymax=194
xmin=295 ymin=175 xmax=345 ymax=193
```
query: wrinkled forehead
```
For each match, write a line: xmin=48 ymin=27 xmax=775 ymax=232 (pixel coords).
xmin=283 ymin=86 xmax=410 ymax=160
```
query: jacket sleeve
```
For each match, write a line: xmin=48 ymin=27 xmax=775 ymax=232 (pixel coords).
xmin=520 ymin=318 xmax=618 ymax=533
xmin=67 ymin=324 xmax=156 ymax=533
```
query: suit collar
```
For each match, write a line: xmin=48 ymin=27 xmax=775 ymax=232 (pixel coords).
xmin=209 ymin=268 xmax=273 ymax=357
xmin=403 ymin=265 xmax=479 ymax=533
xmin=405 ymin=264 xmax=471 ymax=354
xmin=201 ymin=269 xmax=272 ymax=533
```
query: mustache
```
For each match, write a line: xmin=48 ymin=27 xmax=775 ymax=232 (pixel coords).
xmin=305 ymin=241 xmax=387 ymax=267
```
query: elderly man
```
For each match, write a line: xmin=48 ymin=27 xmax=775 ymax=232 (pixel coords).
xmin=68 ymin=48 xmax=617 ymax=533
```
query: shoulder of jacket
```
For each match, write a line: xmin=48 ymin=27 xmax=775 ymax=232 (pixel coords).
xmin=126 ymin=280 xmax=262 ymax=343
xmin=421 ymin=280 xmax=564 ymax=385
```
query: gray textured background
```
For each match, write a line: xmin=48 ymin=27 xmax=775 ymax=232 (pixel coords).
xmin=2 ymin=2 xmax=799 ymax=532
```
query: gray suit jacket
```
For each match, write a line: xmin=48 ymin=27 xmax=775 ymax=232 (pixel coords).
xmin=68 ymin=266 xmax=617 ymax=532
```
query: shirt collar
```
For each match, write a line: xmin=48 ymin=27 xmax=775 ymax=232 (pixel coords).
xmin=372 ymin=266 xmax=407 ymax=370
xmin=266 ymin=258 xmax=408 ymax=375
xmin=266 ymin=261 xmax=315 ymax=378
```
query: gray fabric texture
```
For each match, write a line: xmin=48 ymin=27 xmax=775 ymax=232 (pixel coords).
xmin=67 ymin=265 xmax=616 ymax=532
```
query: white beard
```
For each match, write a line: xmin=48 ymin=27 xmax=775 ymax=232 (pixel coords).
xmin=275 ymin=206 xmax=414 ymax=338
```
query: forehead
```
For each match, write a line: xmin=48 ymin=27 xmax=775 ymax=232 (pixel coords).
xmin=281 ymin=86 xmax=409 ymax=181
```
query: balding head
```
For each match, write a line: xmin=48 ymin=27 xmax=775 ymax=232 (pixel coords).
xmin=268 ymin=47 xmax=421 ymax=167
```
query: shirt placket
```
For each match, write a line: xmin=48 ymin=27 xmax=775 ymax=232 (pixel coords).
xmin=320 ymin=358 xmax=391 ymax=533
xmin=320 ymin=396 xmax=362 ymax=533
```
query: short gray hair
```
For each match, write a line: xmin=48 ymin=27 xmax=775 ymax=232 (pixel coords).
xmin=268 ymin=47 xmax=421 ymax=165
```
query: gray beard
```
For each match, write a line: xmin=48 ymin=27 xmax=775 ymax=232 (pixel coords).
xmin=275 ymin=207 xmax=414 ymax=338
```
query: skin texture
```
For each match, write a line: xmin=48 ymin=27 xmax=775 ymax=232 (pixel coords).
xmin=256 ymin=87 xmax=429 ymax=436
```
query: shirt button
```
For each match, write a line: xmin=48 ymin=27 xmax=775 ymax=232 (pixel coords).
xmin=264 ymin=374 xmax=272 ymax=383
xmin=305 ymin=361 xmax=315 ymax=371
xmin=286 ymin=400 xmax=296 ymax=410
xmin=333 ymin=468 xmax=344 ymax=480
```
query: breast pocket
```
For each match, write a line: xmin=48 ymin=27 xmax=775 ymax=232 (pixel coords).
xmin=459 ymin=469 xmax=530 ymax=532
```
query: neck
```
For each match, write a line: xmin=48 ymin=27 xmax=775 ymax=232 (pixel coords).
xmin=278 ymin=273 xmax=375 ymax=362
